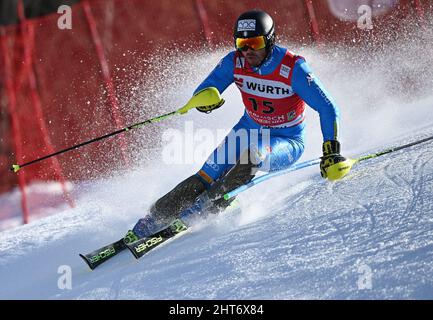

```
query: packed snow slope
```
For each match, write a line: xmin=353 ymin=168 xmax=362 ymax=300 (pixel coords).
xmin=1 ymin=125 xmax=433 ymax=300
xmin=1 ymin=25 xmax=433 ymax=299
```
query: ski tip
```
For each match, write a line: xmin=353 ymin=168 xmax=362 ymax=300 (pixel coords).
xmin=11 ymin=164 xmax=21 ymax=173
xmin=79 ymin=254 xmax=96 ymax=271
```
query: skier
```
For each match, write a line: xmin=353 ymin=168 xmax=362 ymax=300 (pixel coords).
xmin=130 ymin=10 xmax=350 ymax=239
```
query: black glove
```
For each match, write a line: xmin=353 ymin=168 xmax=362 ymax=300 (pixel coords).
xmin=320 ymin=140 xmax=347 ymax=178
xmin=196 ymin=99 xmax=225 ymax=113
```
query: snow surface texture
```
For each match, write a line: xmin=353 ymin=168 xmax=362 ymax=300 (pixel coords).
xmin=1 ymin=22 xmax=433 ymax=299
xmin=1 ymin=130 xmax=432 ymax=299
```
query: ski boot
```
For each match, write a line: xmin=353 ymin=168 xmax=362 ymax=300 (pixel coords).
xmin=131 ymin=215 xmax=170 ymax=238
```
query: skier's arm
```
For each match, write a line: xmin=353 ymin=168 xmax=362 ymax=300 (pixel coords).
xmin=292 ymin=59 xmax=351 ymax=180
xmin=194 ymin=52 xmax=235 ymax=95
xmin=292 ymin=59 xmax=340 ymax=142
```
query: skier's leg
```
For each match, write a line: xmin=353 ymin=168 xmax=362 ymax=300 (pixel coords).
xmin=204 ymin=147 xmax=258 ymax=212
xmin=193 ymin=118 xmax=263 ymax=212
xmin=132 ymin=118 xmax=250 ymax=237
xmin=132 ymin=174 xmax=207 ymax=237
xmin=131 ymin=135 xmax=304 ymax=237
xmin=257 ymin=135 xmax=305 ymax=173
xmin=133 ymin=118 xmax=305 ymax=236
xmin=150 ymin=174 xmax=207 ymax=223
xmin=147 ymin=117 xmax=252 ymax=223
xmin=206 ymin=133 xmax=306 ymax=212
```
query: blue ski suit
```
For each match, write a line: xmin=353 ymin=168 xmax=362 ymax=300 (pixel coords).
xmin=132 ymin=45 xmax=341 ymax=237
xmin=195 ymin=45 xmax=340 ymax=187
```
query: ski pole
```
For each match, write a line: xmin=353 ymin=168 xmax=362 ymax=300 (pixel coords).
xmin=355 ymin=134 xmax=433 ymax=163
xmin=223 ymin=133 xmax=433 ymax=200
xmin=328 ymin=133 xmax=433 ymax=179
xmin=223 ymin=158 xmax=321 ymax=200
xmin=10 ymin=110 xmax=179 ymax=173
xmin=11 ymin=87 xmax=223 ymax=173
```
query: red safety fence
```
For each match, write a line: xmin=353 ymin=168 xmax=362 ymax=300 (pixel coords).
xmin=0 ymin=0 xmax=431 ymax=226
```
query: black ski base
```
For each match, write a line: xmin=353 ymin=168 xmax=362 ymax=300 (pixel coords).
xmin=126 ymin=219 xmax=188 ymax=259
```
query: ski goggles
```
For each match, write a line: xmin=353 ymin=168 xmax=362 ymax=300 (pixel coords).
xmin=235 ymin=36 xmax=266 ymax=51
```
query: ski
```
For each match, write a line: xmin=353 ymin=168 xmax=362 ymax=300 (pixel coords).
xmin=79 ymin=219 xmax=187 ymax=269
xmin=126 ymin=218 xmax=188 ymax=259
xmin=80 ymin=200 xmax=237 ymax=269
xmin=79 ymin=229 xmax=139 ymax=270
xmin=79 ymin=238 xmax=127 ymax=270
